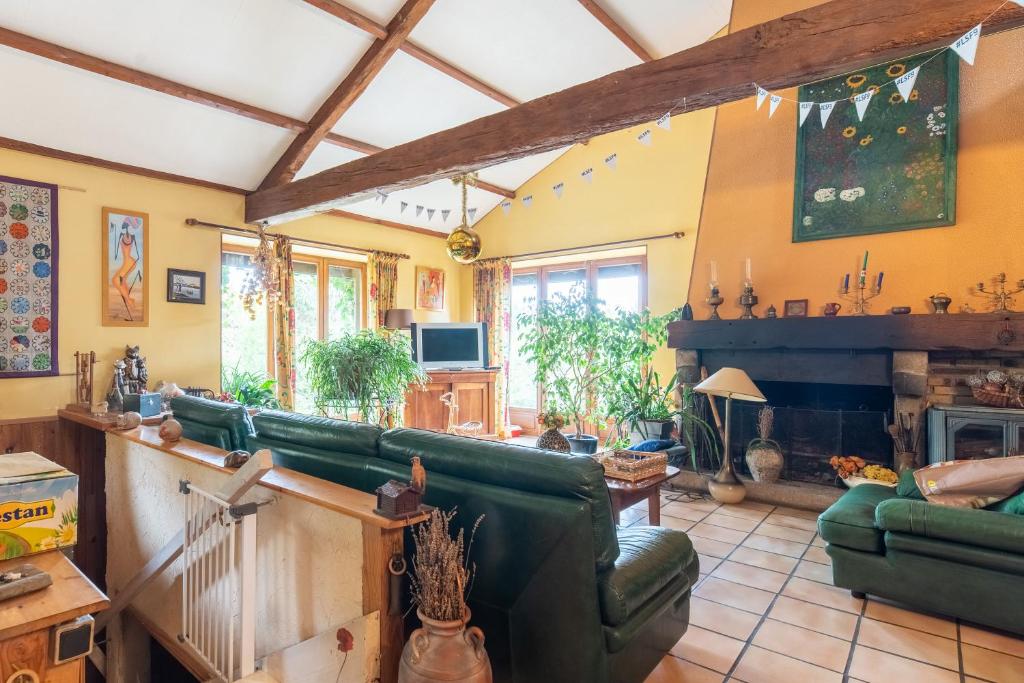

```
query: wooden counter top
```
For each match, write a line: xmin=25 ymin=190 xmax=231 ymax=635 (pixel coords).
xmin=0 ymin=550 xmax=109 ymax=641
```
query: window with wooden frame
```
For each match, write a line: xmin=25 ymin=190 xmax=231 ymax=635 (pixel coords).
xmin=508 ymin=250 xmax=647 ymax=434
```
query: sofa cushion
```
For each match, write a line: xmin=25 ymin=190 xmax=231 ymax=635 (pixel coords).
xmin=598 ymin=526 xmax=695 ymax=627
xmin=252 ymin=410 xmax=382 ymax=456
xmin=988 ymin=488 xmax=1024 ymax=516
xmin=818 ymin=483 xmax=897 ymax=553
xmin=177 ymin=420 xmax=231 ymax=451
xmin=876 ymin=498 xmax=1024 ymax=554
xmin=170 ymin=395 xmax=253 ymax=450
xmin=884 ymin=531 xmax=1024 ymax=576
xmin=897 ymin=470 xmax=926 ymax=500
xmin=247 ymin=435 xmax=369 ymax=491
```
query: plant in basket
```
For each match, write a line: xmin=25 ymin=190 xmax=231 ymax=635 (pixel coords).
xmin=745 ymin=406 xmax=784 ymax=483
xmin=536 ymin=404 xmax=571 ymax=452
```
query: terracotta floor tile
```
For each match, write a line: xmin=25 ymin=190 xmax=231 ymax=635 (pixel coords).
xmin=811 ymin=535 xmax=826 ymax=547
xmin=731 ymin=645 xmax=843 ymax=683
xmin=856 ymin=618 xmax=959 ymax=671
xmin=848 ymin=645 xmax=960 ymax=683
xmin=620 ymin=505 xmax=648 ymax=523
xmin=793 ymin=558 xmax=834 ymax=585
xmin=767 ymin=595 xmax=858 ymax=640
xmin=752 ymin=619 xmax=851 ymax=672
xmin=782 ymin=577 xmax=864 ymax=614
xmin=772 ymin=505 xmax=821 ymax=520
xmin=669 ymin=625 xmax=745 ymax=674
xmin=688 ymin=535 xmax=736 ymax=559
xmin=960 ymin=623 xmax=1024 ymax=658
xmin=961 ymin=643 xmax=1024 ymax=682
xmin=711 ymin=560 xmax=788 ymax=593
xmin=643 ymin=655 xmax=724 ymax=683
xmin=696 ymin=553 xmax=722 ymax=574
xmin=729 ymin=546 xmax=799 ymax=573
xmin=733 ymin=499 xmax=777 ymax=512
xmin=863 ymin=598 xmax=957 ymax=639
xmin=663 ymin=496 xmax=720 ymax=513
xmin=657 ymin=515 xmax=693 ymax=532
xmin=742 ymin=533 xmax=808 ymax=558
xmin=693 ymin=576 xmax=775 ymax=615
xmin=764 ymin=512 xmax=819 ymax=532
xmin=754 ymin=521 xmax=816 ymax=544
xmin=802 ymin=545 xmax=832 ymax=565
xmin=688 ymin=521 xmax=749 ymax=545
xmin=662 ymin=502 xmax=713 ymax=522
xmin=712 ymin=505 xmax=772 ymax=522
xmin=703 ymin=510 xmax=760 ymax=532
xmin=689 ymin=596 xmax=761 ymax=641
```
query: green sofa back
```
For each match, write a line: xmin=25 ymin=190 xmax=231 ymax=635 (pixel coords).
xmin=170 ymin=395 xmax=252 ymax=451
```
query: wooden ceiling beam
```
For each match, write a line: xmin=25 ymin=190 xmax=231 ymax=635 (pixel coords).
xmin=301 ymin=0 xmax=519 ymax=107
xmin=246 ymin=0 xmax=1024 ymax=224
xmin=576 ymin=0 xmax=653 ymax=62
xmin=257 ymin=0 xmax=437 ymax=189
xmin=327 ymin=210 xmax=445 ymax=238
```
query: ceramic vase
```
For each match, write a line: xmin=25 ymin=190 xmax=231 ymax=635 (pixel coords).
xmin=536 ymin=428 xmax=570 ymax=452
xmin=399 ymin=609 xmax=492 ymax=683
xmin=745 ymin=442 xmax=784 ymax=483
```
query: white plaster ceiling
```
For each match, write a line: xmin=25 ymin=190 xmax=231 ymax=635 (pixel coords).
xmin=0 ymin=0 xmax=731 ymax=231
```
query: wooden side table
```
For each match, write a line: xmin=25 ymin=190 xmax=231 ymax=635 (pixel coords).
xmin=0 ymin=551 xmax=109 ymax=682
xmin=605 ymin=466 xmax=681 ymax=526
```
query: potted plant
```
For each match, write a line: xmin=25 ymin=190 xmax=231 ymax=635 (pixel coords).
xmin=535 ymin=404 xmax=571 ymax=452
xmin=676 ymin=385 xmax=721 ymax=474
xmin=401 ymin=508 xmax=490 ymax=683
xmin=301 ymin=329 xmax=426 ymax=425
xmin=745 ymin=405 xmax=784 ymax=482
xmin=620 ymin=369 xmax=679 ymax=442
xmin=220 ymin=365 xmax=280 ymax=410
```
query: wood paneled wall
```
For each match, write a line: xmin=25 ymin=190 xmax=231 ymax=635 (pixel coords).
xmin=0 ymin=416 xmax=57 ymax=458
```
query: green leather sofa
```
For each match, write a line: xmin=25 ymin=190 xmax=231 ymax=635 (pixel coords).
xmin=819 ymin=482 xmax=1024 ymax=635
xmin=170 ymin=398 xmax=698 ymax=683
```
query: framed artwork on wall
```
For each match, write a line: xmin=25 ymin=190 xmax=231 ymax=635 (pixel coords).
xmin=415 ymin=266 xmax=445 ymax=311
xmin=167 ymin=268 xmax=205 ymax=304
xmin=0 ymin=174 xmax=59 ymax=378
xmin=783 ymin=299 xmax=809 ymax=317
xmin=793 ymin=50 xmax=958 ymax=243
xmin=102 ymin=207 xmax=149 ymax=326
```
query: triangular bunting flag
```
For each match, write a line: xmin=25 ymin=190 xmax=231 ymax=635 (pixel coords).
xmin=637 ymin=129 xmax=652 ymax=146
xmin=522 ymin=195 xmax=533 ymax=208
xmin=853 ymin=89 xmax=874 ymax=122
xmin=581 ymin=167 xmax=594 ymax=184
xmin=552 ymin=182 xmax=565 ymax=199
xmin=441 ymin=209 xmax=450 ymax=222
xmin=951 ymin=25 xmax=982 ymax=66
xmin=426 ymin=208 xmax=435 ymax=220
xmin=895 ymin=67 xmax=920 ymax=104
xmin=415 ymin=205 xmax=424 ymax=217
xmin=400 ymin=201 xmax=408 ymax=214
xmin=798 ymin=102 xmax=814 ymax=127
xmin=500 ymin=201 xmax=512 ymax=215
xmin=468 ymin=208 xmax=477 ymax=222
xmin=604 ymin=153 xmax=618 ymax=170
xmin=819 ymin=101 xmax=837 ymax=128
xmin=655 ymin=112 xmax=671 ymax=130
xmin=376 ymin=190 xmax=388 ymax=204
xmin=768 ymin=94 xmax=782 ymax=119
xmin=756 ymin=86 xmax=768 ymax=110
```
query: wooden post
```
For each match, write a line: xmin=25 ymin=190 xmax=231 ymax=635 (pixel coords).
xmin=362 ymin=522 xmax=406 ymax=683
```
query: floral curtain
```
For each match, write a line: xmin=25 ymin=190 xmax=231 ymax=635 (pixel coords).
xmin=473 ymin=258 xmax=512 ymax=439
xmin=272 ymin=237 xmax=296 ymax=410
xmin=368 ymin=252 xmax=400 ymax=328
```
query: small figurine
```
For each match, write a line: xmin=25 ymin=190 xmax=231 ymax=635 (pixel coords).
xmin=74 ymin=351 xmax=97 ymax=407
xmin=411 ymin=456 xmax=427 ymax=494
xmin=114 ymin=411 xmax=142 ymax=430
xmin=765 ymin=305 xmax=777 ymax=319
xmin=223 ymin=450 xmax=251 ymax=468
xmin=107 ymin=359 xmax=127 ymax=411
xmin=123 ymin=345 xmax=148 ymax=394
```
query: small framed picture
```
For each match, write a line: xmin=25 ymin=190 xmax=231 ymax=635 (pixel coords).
xmin=784 ymin=299 xmax=809 ymax=317
xmin=102 ymin=207 xmax=149 ymax=326
xmin=167 ymin=269 xmax=206 ymax=305
xmin=416 ymin=266 xmax=445 ymax=311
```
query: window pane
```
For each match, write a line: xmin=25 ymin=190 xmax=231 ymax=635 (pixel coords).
xmin=221 ymin=251 xmax=268 ymax=381
xmin=328 ymin=264 xmax=361 ymax=339
xmin=597 ymin=263 xmax=642 ymax=314
xmin=546 ymin=268 xmax=586 ymax=300
xmin=509 ymin=272 xmax=538 ymax=409
xmin=292 ymin=261 xmax=319 ymax=414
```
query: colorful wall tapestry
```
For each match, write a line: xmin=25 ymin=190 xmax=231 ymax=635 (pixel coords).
xmin=0 ymin=175 xmax=58 ymax=378
xmin=793 ymin=51 xmax=958 ymax=242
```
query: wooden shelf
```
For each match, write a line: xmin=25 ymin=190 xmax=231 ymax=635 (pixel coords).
xmin=668 ymin=313 xmax=1024 ymax=352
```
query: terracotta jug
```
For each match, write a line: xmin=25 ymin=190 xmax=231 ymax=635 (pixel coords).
xmin=823 ymin=302 xmax=842 ymax=317
xmin=399 ymin=609 xmax=492 ymax=683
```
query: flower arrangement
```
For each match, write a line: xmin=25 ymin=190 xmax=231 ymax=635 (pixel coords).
xmin=829 ymin=456 xmax=897 ymax=484
xmin=537 ymin=406 xmax=567 ymax=430
xmin=410 ymin=508 xmax=484 ymax=623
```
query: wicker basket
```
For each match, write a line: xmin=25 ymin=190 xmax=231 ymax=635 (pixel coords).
xmin=972 ymin=387 xmax=1024 ymax=409
xmin=600 ymin=449 xmax=668 ymax=482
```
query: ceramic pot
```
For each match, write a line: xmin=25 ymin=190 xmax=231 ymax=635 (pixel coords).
xmin=823 ymin=302 xmax=842 ymax=316
xmin=159 ymin=416 xmax=183 ymax=442
xmin=895 ymin=451 xmax=918 ymax=473
xmin=745 ymin=443 xmax=784 ymax=483
xmin=536 ymin=428 xmax=570 ymax=452
xmin=930 ymin=293 xmax=952 ymax=314
xmin=399 ymin=609 xmax=492 ymax=683
xmin=637 ymin=419 xmax=674 ymax=441
xmin=566 ymin=434 xmax=599 ymax=454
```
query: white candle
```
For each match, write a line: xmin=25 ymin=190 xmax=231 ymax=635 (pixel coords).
xmin=710 ymin=260 xmax=719 ymax=283
xmin=745 ymin=257 xmax=752 ymax=282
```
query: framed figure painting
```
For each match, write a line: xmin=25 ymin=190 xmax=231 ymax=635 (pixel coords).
xmin=0 ymin=175 xmax=59 ymax=377
xmin=416 ymin=266 xmax=445 ymax=311
xmin=793 ymin=50 xmax=958 ymax=242
xmin=102 ymin=207 xmax=149 ymax=326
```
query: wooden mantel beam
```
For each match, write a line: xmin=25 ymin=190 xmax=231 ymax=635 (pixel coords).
xmin=246 ymin=0 xmax=1024 ymax=224
xmin=577 ymin=0 xmax=653 ymax=62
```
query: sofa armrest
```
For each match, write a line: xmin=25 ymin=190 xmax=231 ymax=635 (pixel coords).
xmin=876 ymin=499 xmax=1024 ymax=554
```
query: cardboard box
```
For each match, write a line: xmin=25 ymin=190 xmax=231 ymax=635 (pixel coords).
xmin=0 ymin=452 xmax=78 ymax=560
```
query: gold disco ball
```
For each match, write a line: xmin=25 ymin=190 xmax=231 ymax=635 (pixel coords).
xmin=446 ymin=225 xmax=481 ymax=264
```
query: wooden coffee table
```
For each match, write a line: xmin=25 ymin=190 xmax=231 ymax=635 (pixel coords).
xmin=606 ymin=465 xmax=680 ymax=526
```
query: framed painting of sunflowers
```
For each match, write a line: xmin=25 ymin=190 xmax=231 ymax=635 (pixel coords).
xmin=793 ymin=50 xmax=958 ymax=243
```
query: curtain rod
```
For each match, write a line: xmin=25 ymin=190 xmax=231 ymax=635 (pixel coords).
xmin=185 ymin=218 xmax=410 ymax=259
xmin=480 ymin=231 xmax=684 ymax=263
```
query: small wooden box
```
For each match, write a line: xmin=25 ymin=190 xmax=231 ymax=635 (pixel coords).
xmin=123 ymin=392 xmax=162 ymax=417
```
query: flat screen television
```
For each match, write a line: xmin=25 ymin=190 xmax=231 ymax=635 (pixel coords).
xmin=411 ymin=322 xmax=488 ymax=369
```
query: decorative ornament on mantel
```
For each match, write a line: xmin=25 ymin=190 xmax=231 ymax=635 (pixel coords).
xmin=240 ymin=222 xmax=281 ymax=318
xmin=446 ymin=173 xmax=482 ymax=264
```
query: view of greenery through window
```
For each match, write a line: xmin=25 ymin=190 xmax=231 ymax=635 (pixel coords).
xmin=221 ymin=252 xmax=268 ymax=379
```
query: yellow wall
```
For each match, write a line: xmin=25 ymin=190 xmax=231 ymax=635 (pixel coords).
xmin=0 ymin=148 xmax=458 ymax=419
xmin=689 ymin=0 xmax=1024 ymax=318
xmin=472 ymin=107 xmax=719 ymax=376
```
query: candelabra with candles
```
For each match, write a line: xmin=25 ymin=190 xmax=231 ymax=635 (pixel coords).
xmin=973 ymin=272 xmax=1024 ymax=312
xmin=840 ymin=251 xmax=883 ymax=316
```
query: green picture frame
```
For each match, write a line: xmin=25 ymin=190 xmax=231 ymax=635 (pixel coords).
xmin=793 ymin=50 xmax=959 ymax=243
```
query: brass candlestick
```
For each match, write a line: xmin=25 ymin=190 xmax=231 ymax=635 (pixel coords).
xmin=738 ymin=285 xmax=758 ymax=319
xmin=973 ymin=272 xmax=1024 ymax=312
xmin=706 ymin=286 xmax=724 ymax=320
xmin=841 ymin=276 xmax=880 ymax=316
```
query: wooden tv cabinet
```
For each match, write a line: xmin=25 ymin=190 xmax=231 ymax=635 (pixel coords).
xmin=404 ymin=369 xmax=497 ymax=433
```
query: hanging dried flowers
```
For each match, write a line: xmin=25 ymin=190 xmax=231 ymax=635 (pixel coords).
xmin=240 ymin=223 xmax=281 ymax=319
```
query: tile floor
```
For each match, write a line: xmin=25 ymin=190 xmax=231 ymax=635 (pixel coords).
xmin=632 ymin=490 xmax=1024 ymax=683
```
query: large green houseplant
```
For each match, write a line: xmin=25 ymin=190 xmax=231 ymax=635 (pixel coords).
xmin=301 ymin=329 xmax=426 ymax=425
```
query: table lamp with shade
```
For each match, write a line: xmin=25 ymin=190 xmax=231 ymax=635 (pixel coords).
xmin=383 ymin=308 xmax=414 ymax=330
xmin=694 ymin=367 xmax=766 ymax=504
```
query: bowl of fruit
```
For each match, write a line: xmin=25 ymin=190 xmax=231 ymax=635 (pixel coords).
xmin=829 ymin=456 xmax=898 ymax=488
